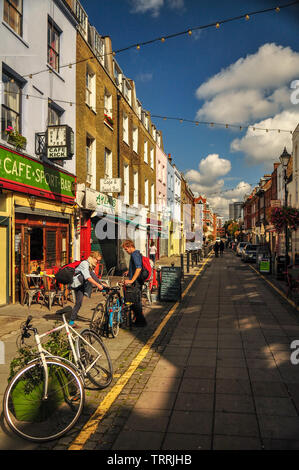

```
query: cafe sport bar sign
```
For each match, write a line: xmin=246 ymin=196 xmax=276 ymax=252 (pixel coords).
xmin=0 ymin=145 xmax=76 ymax=203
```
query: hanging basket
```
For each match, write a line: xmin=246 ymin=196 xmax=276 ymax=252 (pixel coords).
xmin=271 ymin=207 xmax=299 ymax=233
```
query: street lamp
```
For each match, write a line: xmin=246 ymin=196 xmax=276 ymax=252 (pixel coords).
xmin=279 ymin=147 xmax=291 ymax=274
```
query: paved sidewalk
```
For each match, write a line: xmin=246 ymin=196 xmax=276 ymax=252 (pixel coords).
xmin=93 ymin=251 xmax=299 ymax=451
xmin=3 ymin=250 xmax=299 ymax=450
xmin=0 ymin=259 xmax=205 ymax=450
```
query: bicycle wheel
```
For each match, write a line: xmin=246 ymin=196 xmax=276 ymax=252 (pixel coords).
xmin=106 ymin=293 xmax=121 ymax=338
xmin=75 ymin=329 xmax=113 ymax=389
xmin=3 ymin=358 xmax=84 ymax=442
xmin=90 ymin=302 xmax=106 ymax=336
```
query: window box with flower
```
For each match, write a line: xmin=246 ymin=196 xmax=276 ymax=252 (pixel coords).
xmin=5 ymin=126 xmax=27 ymax=151
xmin=104 ymin=114 xmax=113 ymax=128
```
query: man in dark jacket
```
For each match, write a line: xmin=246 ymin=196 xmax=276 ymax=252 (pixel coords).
xmin=122 ymin=239 xmax=147 ymax=327
xmin=214 ymin=241 xmax=220 ymax=257
xmin=220 ymin=240 xmax=224 ymax=256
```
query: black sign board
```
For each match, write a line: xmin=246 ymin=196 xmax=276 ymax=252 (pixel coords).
xmin=159 ymin=266 xmax=182 ymax=301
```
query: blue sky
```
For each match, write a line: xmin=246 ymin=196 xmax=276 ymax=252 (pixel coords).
xmin=80 ymin=0 xmax=299 ymax=218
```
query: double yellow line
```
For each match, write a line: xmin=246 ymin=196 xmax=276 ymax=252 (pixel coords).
xmin=68 ymin=252 xmax=213 ymax=450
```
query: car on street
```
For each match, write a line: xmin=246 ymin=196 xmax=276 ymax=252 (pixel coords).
xmin=241 ymin=244 xmax=258 ymax=262
xmin=236 ymin=242 xmax=247 ymax=257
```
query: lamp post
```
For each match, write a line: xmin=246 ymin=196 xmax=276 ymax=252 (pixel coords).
xmin=279 ymin=147 xmax=291 ymax=275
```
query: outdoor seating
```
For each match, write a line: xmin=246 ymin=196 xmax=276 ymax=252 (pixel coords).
xmin=42 ymin=275 xmax=65 ymax=311
xmin=21 ymin=273 xmax=44 ymax=307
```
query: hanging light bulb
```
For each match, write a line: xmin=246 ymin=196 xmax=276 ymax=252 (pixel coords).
xmin=112 ymin=51 xmax=116 ymax=56
xmin=210 ymin=122 xmax=214 ymax=127
xmin=275 ymin=7 xmax=280 ymax=12
xmin=240 ymin=126 xmax=242 ymax=131
xmin=179 ymin=119 xmax=183 ymax=123
xmin=161 ymin=37 xmax=165 ymax=42
xmin=69 ymin=63 xmax=72 ymax=68
xmin=245 ymin=14 xmax=250 ymax=20
xmin=216 ymin=23 xmax=220 ymax=29
xmin=278 ymin=129 xmax=281 ymax=133
xmin=253 ymin=127 xmax=256 ymax=131
xmin=26 ymin=94 xmax=29 ymax=99
xmin=163 ymin=117 xmax=167 ymax=120
xmin=136 ymin=44 xmax=140 ymax=50
xmin=225 ymin=124 xmax=228 ymax=129
xmin=195 ymin=121 xmax=199 ymax=126
xmin=70 ymin=102 xmax=73 ymax=107
xmin=188 ymin=29 xmax=192 ymax=36
xmin=29 ymin=74 xmax=32 ymax=79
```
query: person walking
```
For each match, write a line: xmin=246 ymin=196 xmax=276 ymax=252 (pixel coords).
xmin=214 ymin=240 xmax=220 ymax=257
xmin=149 ymin=241 xmax=157 ymax=264
xmin=69 ymin=251 xmax=107 ymax=327
xmin=122 ymin=239 xmax=147 ymax=327
xmin=220 ymin=240 xmax=224 ymax=256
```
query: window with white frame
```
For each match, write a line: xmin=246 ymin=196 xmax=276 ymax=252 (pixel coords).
xmin=123 ymin=80 xmax=131 ymax=105
xmin=133 ymin=171 xmax=138 ymax=206
xmin=151 ymin=183 xmax=155 ymax=211
xmin=144 ymin=179 xmax=149 ymax=206
xmin=157 ymin=132 xmax=161 ymax=147
xmin=144 ymin=140 xmax=148 ymax=163
xmin=86 ymin=135 xmax=96 ymax=188
xmin=123 ymin=113 xmax=129 ymax=145
xmin=104 ymin=148 xmax=113 ymax=178
xmin=132 ymin=126 xmax=138 ymax=153
xmin=104 ymin=90 xmax=112 ymax=120
xmin=4 ymin=0 xmax=22 ymax=36
xmin=124 ymin=164 xmax=129 ymax=205
xmin=150 ymin=147 xmax=154 ymax=169
xmin=1 ymin=68 xmax=22 ymax=136
xmin=86 ymin=67 xmax=96 ymax=111
xmin=137 ymin=102 xmax=142 ymax=120
xmin=48 ymin=18 xmax=61 ymax=72
xmin=113 ymin=61 xmax=122 ymax=90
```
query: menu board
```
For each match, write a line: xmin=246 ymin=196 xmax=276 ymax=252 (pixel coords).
xmin=159 ymin=266 xmax=182 ymax=301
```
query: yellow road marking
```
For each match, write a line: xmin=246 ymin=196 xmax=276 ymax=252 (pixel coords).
xmin=249 ymin=264 xmax=299 ymax=311
xmin=68 ymin=252 xmax=213 ymax=450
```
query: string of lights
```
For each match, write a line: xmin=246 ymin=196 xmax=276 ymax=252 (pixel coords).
xmin=17 ymin=1 xmax=299 ymax=81
xmin=2 ymin=89 xmax=298 ymax=135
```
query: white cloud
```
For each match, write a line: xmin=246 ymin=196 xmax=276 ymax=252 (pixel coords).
xmin=230 ymin=110 xmax=299 ymax=167
xmin=196 ymin=43 xmax=299 ymax=101
xmin=185 ymin=153 xmax=231 ymax=187
xmin=195 ymin=43 xmax=299 ymax=167
xmin=136 ymin=72 xmax=153 ymax=82
xmin=130 ymin=0 xmax=163 ymax=16
xmin=130 ymin=0 xmax=184 ymax=16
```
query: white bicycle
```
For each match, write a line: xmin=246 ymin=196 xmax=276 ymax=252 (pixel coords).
xmin=3 ymin=314 xmax=113 ymax=442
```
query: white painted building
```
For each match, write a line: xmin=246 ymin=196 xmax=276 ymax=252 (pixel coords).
xmin=0 ymin=0 xmax=77 ymax=174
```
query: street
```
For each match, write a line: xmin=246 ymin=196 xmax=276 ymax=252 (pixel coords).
xmin=2 ymin=250 xmax=299 ymax=451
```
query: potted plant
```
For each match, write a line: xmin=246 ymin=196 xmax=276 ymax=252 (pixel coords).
xmin=8 ymin=324 xmax=72 ymax=421
xmin=5 ymin=126 xmax=27 ymax=150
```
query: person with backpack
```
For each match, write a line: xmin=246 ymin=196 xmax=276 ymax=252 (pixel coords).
xmin=122 ymin=239 xmax=147 ymax=327
xmin=69 ymin=251 xmax=108 ymax=327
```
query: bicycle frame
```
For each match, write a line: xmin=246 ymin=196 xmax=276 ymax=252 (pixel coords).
xmin=30 ymin=314 xmax=103 ymax=398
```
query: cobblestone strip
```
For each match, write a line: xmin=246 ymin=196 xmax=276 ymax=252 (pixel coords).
xmin=37 ymin=260 xmax=210 ymax=450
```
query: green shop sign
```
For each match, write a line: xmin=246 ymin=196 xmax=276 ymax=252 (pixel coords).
xmin=0 ymin=145 xmax=75 ymax=200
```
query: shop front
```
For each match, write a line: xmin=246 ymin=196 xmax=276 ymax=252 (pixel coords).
xmin=0 ymin=144 xmax=76 ymax=304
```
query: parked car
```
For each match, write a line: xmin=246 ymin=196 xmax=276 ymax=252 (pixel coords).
xmin=236 ymin=242 xmax=247 ymax=257
xmin=241 ymin=244 xmax=258 ymax=262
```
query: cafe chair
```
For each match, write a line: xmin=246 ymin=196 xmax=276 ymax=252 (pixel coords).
xmin=21 ymin=273 xmax=44 ymax=308
xmin=42 ymin=275 xmax=65 ymax=311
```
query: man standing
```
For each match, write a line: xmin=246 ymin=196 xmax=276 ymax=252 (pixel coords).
xmin=122 ymin=239 xmax=147 ymax=327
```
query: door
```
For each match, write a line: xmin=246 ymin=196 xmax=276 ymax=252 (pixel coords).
xmin=0 ymin=221 xmax=9 ymax=305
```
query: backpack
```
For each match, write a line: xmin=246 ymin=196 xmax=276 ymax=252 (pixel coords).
xmin=55 ymin=260 xmax=81 ymax=285
xmin=139 ymin=256 xmax=152 ymax=284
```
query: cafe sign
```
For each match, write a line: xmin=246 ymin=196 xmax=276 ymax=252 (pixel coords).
xmin=0 ymin=145 xmax=76 ymax=202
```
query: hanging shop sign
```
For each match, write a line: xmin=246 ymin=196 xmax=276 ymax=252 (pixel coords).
xmin=0 ymin=145 xmax=76 ymax=202
xmin=100 ymin=178 xmax=122 ymax=193
xmin=46 ymin=125 xmax=74 ymax=160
